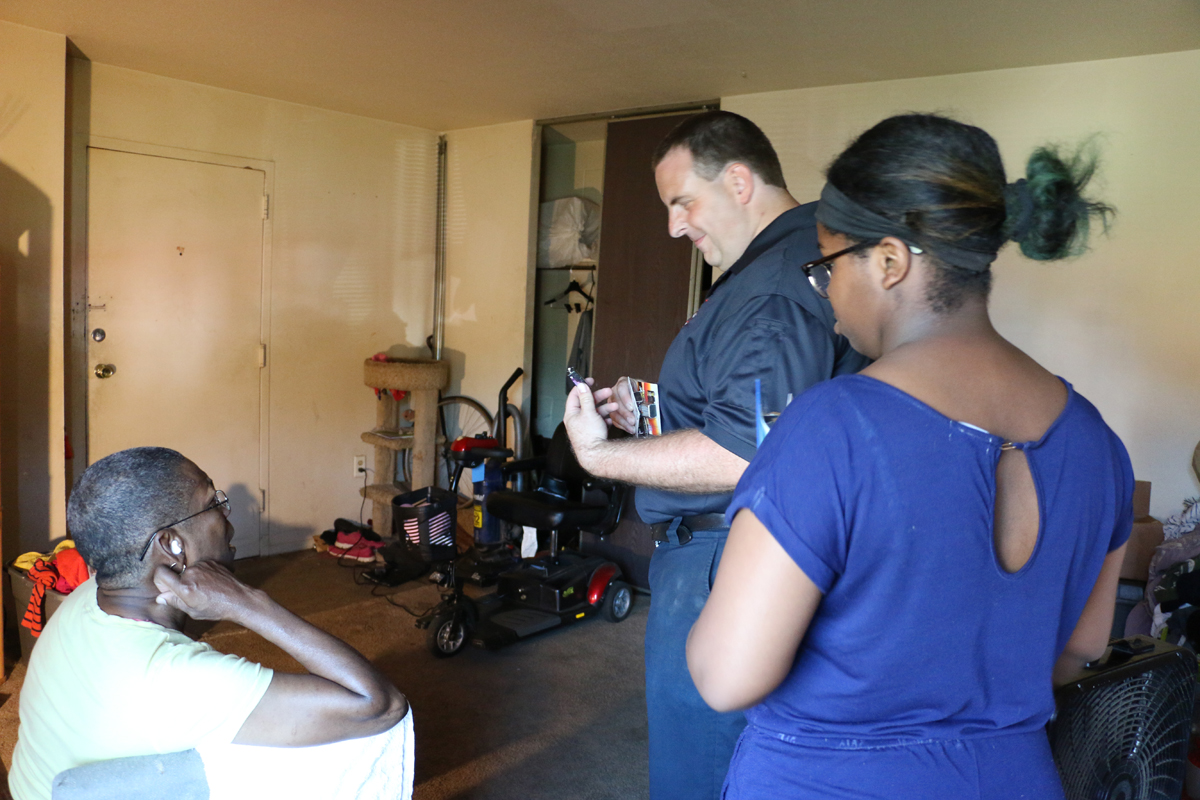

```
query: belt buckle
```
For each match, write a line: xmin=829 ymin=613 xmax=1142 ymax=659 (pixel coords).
xmin=675 ymin=525 xmax=693 ymax=546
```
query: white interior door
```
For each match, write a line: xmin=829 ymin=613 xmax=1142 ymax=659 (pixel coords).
xmin=87 ymin=147 xmax=266 ymax=558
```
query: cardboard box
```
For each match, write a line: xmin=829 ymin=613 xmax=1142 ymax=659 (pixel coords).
xmin=1133 ymin=480 xmax=1152 ymax=518
xmin=1120 ymin=516 xmax=1165 ymax=582
xmin=7 ymin=566 xmax=69 ymax=663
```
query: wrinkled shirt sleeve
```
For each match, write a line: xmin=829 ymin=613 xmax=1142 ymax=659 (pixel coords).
xmin=698 ymin=294 xmax=841 ymax=462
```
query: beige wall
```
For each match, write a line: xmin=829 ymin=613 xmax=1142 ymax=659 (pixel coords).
xmin=89 ymin=64 xmax=439 ymax=553
xmin=574 ymin=138 xmax=606 ymax=201
xmin=442 ymin=120 xmax=538 ymax=432
xmin=724 ymin=48 xmax=1200 ymax=519
xmin=0 ymin=21 xmax=67 ymax=555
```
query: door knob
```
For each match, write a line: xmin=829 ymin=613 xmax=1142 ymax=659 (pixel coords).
xmin=92 ymin=328 xmax=106 ymax=342
xmin=94 ymin=364 xmax=116 ymax=379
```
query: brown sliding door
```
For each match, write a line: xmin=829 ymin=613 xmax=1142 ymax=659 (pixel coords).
xmin=590 ymin=114 xmax=698 ymax=387
xmin=584 ymin=113 xmax=700 ymax=589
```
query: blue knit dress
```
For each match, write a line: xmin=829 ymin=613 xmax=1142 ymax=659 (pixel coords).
xmin=723 ymin=375 xmax=1133 ymax=799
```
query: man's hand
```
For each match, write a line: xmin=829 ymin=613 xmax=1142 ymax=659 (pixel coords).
xmin=564 ymin=380 xmax=610 ymax=472
xmin=153 ymin=561 xmax=263 ymax=625
xmin=592 ymin=377 xmax=639 ymax=435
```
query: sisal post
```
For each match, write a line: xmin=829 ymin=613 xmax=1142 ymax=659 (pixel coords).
xmin=410 ymin=389 xmax=438 ymax=490
xmin=372 ymin=394 xmax=398 ymax=537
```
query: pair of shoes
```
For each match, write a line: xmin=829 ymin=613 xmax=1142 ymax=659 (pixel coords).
xmin=339 ymin=541 xmax=382 ymax=563
xmin=333 ymin=518 xmax=382 ymax=542
xmin=334 ymin=530 xmax=368 ymax=550
xmin=331 ymin=531 xmax=385 ymax=563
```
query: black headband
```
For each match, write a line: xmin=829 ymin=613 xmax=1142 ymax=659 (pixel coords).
xmin=815 ymin=183 xmax=998 ymax=273
xmin=1003 ymin=178 xmax=1035 ymax=242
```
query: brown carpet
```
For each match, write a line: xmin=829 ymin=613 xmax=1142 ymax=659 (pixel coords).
xmin=0 ymin=548 xmax=651 ymax=799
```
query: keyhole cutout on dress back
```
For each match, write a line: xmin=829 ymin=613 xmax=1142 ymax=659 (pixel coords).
xmin=993 ymin=445 xmax=1040 ymax=573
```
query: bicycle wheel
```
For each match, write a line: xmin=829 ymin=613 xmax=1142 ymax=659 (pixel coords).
xmin=404 ymin=396 xmax=493 ymax=507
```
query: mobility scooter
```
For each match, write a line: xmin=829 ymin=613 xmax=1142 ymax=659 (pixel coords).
xmin=412 ymin=420 xmax=632 ymax=657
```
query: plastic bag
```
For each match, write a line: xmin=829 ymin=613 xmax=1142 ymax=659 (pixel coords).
xmin=537 ymin=197 xmax=600 ymax=269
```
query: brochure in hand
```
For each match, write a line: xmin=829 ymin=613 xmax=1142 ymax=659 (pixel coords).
xmin=626 ymin=377 xmax=662 ymax=437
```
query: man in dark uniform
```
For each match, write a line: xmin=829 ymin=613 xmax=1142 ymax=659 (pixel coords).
xmin=564 ymin=111 xmax=868 ymax=800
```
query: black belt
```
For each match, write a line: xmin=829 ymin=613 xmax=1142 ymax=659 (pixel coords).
xmin=649 ymin=513 xmax=729 ymax=546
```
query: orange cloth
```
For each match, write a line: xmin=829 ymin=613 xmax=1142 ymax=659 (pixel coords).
xmin=53 ymin=548 xmax=89 ymax=594
xmin=21 ymin=562 xmax=58 ymax=638
xmin=20 ymin=547 xmax=90 ymax=638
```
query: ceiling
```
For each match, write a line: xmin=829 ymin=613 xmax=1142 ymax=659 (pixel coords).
xmin=2 ymin=0 xmax=1198 ymax=132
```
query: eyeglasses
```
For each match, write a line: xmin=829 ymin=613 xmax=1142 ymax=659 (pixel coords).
xmin=800 ymin=242 xmax=925 ymax=299
xmin=138 ymin=489 xmax=231 ymax=561
xmin=800 ymin=244 xmax=870 ymax=299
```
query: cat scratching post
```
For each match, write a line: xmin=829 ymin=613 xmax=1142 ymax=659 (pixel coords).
xmin=361 ymin=358 xmax=450 ymax=538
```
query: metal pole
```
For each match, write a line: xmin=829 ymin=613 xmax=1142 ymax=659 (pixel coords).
xmin=433 ymin=135 xmax=448 ymax=360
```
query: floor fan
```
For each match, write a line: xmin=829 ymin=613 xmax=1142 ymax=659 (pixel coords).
xmin=1049 ymin=635 xmax=1196 ymax=800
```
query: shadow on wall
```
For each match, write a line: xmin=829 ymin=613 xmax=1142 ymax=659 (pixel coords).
xmin=428 ymin=347 xmax=468 ymax=398
xmin=226 ymin=482 xmax=261 ymax=555
xmin=383 ymin=342 xmax=429 ymax=361
xmin=0 ymin=160 xmax=53 ymax=558
xmin=64 ymin=50 xmax=93 ymax=492
xmin=182 ymin=515 xmax=324 ymax=640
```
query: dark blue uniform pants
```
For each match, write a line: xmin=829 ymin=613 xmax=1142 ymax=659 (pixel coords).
xmin=645 ymin=528 xmax=746 ymax=800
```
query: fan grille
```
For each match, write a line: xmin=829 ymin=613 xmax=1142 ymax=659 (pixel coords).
xmin=1050 ymin=648 xmax=1194 ymax=800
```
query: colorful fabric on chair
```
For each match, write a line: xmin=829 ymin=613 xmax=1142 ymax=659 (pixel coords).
xmin=21 ymin=561 xmax=59 ymax=638
xmin=54 ymin=549 xmax=90 ymax=594
xmin=20 ymin=546 xmax=91 ymax=639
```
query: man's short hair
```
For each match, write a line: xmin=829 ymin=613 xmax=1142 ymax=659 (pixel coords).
xmin=651 ymin=110 xmax=788 ymax=190
xmin=68 ymin=447 xmax=196 ymax=589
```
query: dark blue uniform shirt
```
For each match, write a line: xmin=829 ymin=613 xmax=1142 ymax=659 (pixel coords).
xmin=636 ymin=202 xmax=869 ymax=524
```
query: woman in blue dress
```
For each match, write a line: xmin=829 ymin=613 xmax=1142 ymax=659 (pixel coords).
xmin=686 ymin=113 xmax=1131 ymax=799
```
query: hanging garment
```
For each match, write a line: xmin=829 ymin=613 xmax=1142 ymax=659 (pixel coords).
xmin=20 ymin=544 xmax=90 ymax=638
xmin=22 ymin=562 xmax=59 ymax=638
xmin=566 ymin=307 xmax=594 ymax=393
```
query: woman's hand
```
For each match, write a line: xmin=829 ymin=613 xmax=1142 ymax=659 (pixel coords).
xmin=153 ymin=561 xmax=263 ymax=625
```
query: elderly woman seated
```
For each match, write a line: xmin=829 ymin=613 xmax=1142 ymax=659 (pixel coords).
xmin=9 ymin=447 xmax=412 ymax=800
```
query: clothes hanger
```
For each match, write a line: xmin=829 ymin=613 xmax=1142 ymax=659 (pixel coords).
xmin=543 ymin=280 xmax=595 ymax=308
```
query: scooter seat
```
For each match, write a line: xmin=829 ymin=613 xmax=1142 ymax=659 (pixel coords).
xmin=485 ymin=489 xmax=608 ymax=531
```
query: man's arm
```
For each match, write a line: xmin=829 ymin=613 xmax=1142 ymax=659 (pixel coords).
xmin=568 ymin=293 xmax=836 ymax=492
xmin=565 ymin=382 xmax=748 ymax=493
xmin=154 ymin=562 xmax=408 ymax=746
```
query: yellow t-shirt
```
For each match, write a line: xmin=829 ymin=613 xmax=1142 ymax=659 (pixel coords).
xmin=9 ymin=579 xmax=273 ymax=800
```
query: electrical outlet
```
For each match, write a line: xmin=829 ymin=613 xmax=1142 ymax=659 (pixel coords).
xmin=353 ymin=455 xmax=367 ymax=477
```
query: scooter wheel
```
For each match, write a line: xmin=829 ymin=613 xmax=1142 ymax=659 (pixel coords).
xmin=428 ymin=612 xmax=471 ymax=658
xmin=602 ymin=580 xmax=633 ymax=622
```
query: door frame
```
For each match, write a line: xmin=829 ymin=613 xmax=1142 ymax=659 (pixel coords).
xmin=80 ymin=137 xmax=275 ymax=555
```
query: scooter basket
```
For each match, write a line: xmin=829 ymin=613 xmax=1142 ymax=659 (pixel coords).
xmin=392 ymin=486 xmax=459 ymax=563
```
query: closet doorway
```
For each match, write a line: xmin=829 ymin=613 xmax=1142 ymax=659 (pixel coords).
xmin=530 ymin=109 xmax=709 ymax=444
xmin=529 ymin=109 xmax=710 ymax=589
xmin=531 ymin=121 xmax=605 ymax=442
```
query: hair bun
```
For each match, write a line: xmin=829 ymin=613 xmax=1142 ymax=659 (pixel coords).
xmin=1003 ymin=178 xmax=1034 ymax=243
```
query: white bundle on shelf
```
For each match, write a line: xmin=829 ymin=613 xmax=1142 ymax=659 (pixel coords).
xmin=537 ymin=196 xmax=600 ymax=269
